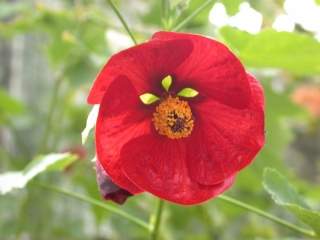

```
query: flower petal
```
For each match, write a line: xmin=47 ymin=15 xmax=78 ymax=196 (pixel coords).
xmin=186 ymin=74 xmax=265 ymax=185
xmin=121 ymin=134 xmax=235 ymax=205
xmin=88 ymin=38 xmax=193 ymax=104
xmin=152 ymin=31 xmax=251 ymax=109
xmin=96 ymin=160 xmax=133 ymax=204
xmin=96 ymin=75 xmax=152 ymax=194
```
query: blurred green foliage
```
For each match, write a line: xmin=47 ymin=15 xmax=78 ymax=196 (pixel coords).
xmin=0 ymin=0 xmax=320 ymax=240
xmin=220 ymin=27 xmax=320 ymax=75
xmin=0 ymin=87 xmax=25 ymax=124
xmin=264 ymin=168 xmax=320 ymax=236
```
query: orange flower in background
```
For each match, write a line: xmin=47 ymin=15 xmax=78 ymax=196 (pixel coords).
xmin=292 ymin=85 xmax=320 ymax=118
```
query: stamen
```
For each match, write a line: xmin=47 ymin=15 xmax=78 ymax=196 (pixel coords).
xmin=152 ymin=96 xmax=194 ymax=139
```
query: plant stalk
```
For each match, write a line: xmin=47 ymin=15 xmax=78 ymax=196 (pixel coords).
xmin=106 ymin=0 xmax=138 ymax=45
xmin=34 ymin=182 xmax=150 ymax=231
xmin=172 ymin=0 xmax=215 ymax=31
xmin=38 ymin=70 xmax=65 ymax=153
xmin=218 ymin=195 xmax=316 ymax=237
xmin=150 ymin=199 xmax=165 ymax=240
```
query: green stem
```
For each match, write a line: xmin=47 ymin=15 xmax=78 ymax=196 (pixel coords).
xmin=218 ymin=195 xmax=316 ymax=237
xmin=106 ymin=0 xmax=138 ymax=45
xmin=38 ymin=70 xmax=65 ymax=153
xmin=197 ymin=205 xmax=216 ymax=238
xmin=172 ymin=0 xmax=214 ymax=31
xmin=33 ymin=182 xmax=150 ymax=231
xmin=161 ymin=0 xmax=171 ymax=30
xmin=150 ymin=199 xmax=165 ymax=240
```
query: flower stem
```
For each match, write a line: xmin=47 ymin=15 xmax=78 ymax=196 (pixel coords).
xmin=33 ymin=182 xmax=150 ymax=231
xmin=217 ymin=195 xmax=316 ymax=237
xmin=106 ymin=0 xmax=138 ymax=45
xmin=161 ymin=0 xmax=171 ymax=30
xmin=172 ymin=0 xmax=214 ymax=31
xmin=38 ymin=69 xmax=65 ymax=153
xmin=149 ymin=199 xmax=165 ymax=240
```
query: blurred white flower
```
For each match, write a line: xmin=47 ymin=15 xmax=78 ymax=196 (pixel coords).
xmin=209 ymin=3 xmax=229 ymax=27
xmin=272 ymin=14 xmax=295 ymax=32
xmin=228 ymin=2 xmax=263 ymax=34
xmin=284 ymin=0 xmax=320 ymax=33
xmin=209 ymin=2 xmax=263 ymax=34
xmin=105 ymin=30 xmax=133 ymax=53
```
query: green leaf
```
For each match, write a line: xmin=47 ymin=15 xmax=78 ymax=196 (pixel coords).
xmin=0 ymin=87 xmax=25 ymax=115
xmin=220 ymin=0 xmax=243 ymax=15
xmin=263 ymin=168 xmax=308 ymax=208
xmin=0 ymin=88 xmax=26 ymax=124
xmin=0 ymin=153 xmax=77 ymax=195
xmin=81 ymin=105 xmax=99 ymax=144
xmin=263 ymin=168 xmax=320 ymax=236
xmin=177 ymin=87 xmax=199 ymax=98
xmin=161 ymin=75 xmax=173 ymax=91
xmin=219 ymin=27 xmax=320 ymax=75
xmin=287 ymin=207 xmax=320 ymax=236
xmin=139 ymin=93 xmax=160 ymax=105
xmin=218 ymin=26 xmax=252 ymax=53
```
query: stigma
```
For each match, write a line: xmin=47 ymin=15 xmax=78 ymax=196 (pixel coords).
xmin=152 ymin=96 xmax=194 ymax=139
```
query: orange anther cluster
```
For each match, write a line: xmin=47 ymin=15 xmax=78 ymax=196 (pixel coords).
xmin=152 ymin=96 xmax=194 ymax=139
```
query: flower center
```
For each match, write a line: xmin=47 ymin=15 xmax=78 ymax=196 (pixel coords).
xmin=152 ymin=96 xmax=194 ymax=139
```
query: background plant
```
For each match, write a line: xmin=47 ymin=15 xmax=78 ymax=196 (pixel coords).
xmin=0 ymin=0 xmax=320 ymax=239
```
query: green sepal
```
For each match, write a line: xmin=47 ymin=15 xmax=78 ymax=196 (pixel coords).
xmin=161 ymin=75 xmax=172 ymax=91
xmin=139 ymin=93 xmax=160 ymax=105
xmin=177 ymin=88 xmax=199 ymax=98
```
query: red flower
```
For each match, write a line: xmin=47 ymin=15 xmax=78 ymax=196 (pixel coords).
xmin=88 ymin=32 xmax=265 ymax=205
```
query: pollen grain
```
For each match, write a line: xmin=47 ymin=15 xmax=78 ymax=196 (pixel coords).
xmin=152 ymin=96 xmax=194 ymax=139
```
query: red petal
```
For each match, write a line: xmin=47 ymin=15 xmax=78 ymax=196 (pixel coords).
xmin=121 ymin=134 xmax=235 ymax=205
xmin=88 ymin=38 xmax=193 ymax=104
xmin=186 ymin=74 xmax=265 ymax=185
xmin=96 ymin=75 xmax=152 ymax=194
xmin=153 ymin=31 xmax=250 ymax=109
